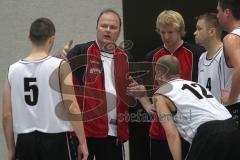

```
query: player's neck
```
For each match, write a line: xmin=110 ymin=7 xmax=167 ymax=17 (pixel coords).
xmin=206 ymin=41 xmax=222 ymax=59
xmin=228 ymin=21 xmax=240 ymax=33
xmin=168 ymin=75 xmax=180 ymax=81
xmin=164 ymin=40 xmax=183 ymax=54
xmin=24 ymin=47 xmax=49 ymax=61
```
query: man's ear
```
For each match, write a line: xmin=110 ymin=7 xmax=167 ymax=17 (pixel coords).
xmin=48 ymin=36 xmax=55 ymax=45
xmin=208 ymin=27 xmax=216 ymax=37
xmin=28 ymin=34 xmax=31 ymax=41
xmin=224 ymin=8 xmax=232 ymax=17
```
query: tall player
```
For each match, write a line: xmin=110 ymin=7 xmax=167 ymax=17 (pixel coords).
xmin=194 ymin=13 xmax=232 ymax=102
xmin=216 ymin=0 xmax=240 ymax=126
xmin=2 ymin=17 xmax=88 ymax=160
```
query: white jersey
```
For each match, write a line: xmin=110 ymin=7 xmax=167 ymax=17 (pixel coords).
xmin=231 ymin=27 xmax=240 ymax=36
xmin=198 ymin=47 xmax=232 ymax=102
xmin=8 ymin=56 xmax=72 ymax=134
xmin=155 ymin=79 xmax=231 ymax=143
xmin=222 ymin=27 xmax=240 ymax=104
xmin=101 ymin=51 xmax=117 ymax=136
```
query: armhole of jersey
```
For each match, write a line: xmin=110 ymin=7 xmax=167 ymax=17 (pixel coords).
xmin=6 ymin=65 xmax=11 ymax=86
xmin=218 ymin=56 xmax=224 ymax=94
xmin=222 ymin=48 xmax=232 ymax=68
xmin=153 ymin=93 xmax=177 ymax=115
xmin=230 ymin=32 xmax=240 ymax=38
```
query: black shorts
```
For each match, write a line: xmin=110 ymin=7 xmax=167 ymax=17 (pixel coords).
xmin=226 ymin=102 xmax=240 ymax=128
xmin=150 ymin=137 xmax=189 ymax=160
xmin=71 ymin=136 xmax=124 ymax=160
xmin=15 ymin=131 xmax=77 ymax=160
xmin=187 ymin=118 xmax=240 ymax=160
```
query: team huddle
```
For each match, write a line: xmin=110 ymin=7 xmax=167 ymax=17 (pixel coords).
xmin=2 ymin=0 xmax=240 ymax=160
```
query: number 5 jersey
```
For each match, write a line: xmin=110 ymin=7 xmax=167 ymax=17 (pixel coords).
xmin=8 ymin=56 xmax=72 ymax=134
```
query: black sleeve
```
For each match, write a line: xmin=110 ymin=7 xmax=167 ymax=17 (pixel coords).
xmin=66 ymin=41 xmax=94 ymax=85
xmin=67 ymin=41 xmax=94 ymax=60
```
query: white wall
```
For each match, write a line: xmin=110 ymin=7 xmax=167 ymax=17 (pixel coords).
xmin=0 ymin=0 xmax=128 ymax=159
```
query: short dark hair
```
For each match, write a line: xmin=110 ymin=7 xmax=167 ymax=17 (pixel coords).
xmin=29 ymin=17 xmax=55 ymax=46
xmin=197 ymin=13 xmax=222 ymax=38
xmin=218 ymin=0 xmax=240 ymax=19
xmin=96 ymin=9 xmax=121 ymax=27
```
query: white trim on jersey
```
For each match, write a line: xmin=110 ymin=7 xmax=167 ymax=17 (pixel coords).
xmin=231 ymin=27 xmax=240 ymax=37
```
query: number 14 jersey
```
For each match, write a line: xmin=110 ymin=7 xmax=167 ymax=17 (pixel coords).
xmin=198 ymin=47 xmax=232 ymax=102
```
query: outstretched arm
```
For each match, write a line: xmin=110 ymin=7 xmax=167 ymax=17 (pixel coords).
xmin=153 ymin=95 xmax=181 ymax=160
xmin=59 ymin=61 xmax=88 ymax=160
xmin=2 ymin=79 xmax=15 ymax=160
xmin=127 ymin=76 xmax=155 ymax=114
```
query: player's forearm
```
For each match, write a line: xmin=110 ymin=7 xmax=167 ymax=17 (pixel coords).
xmin=70 ymin=120 xmax=87 ymax=145
xmin=166 ymin=132 xmax=182 ymax=160
xmin=229 ymin=69 xmax=240 ymax=103
xmin=62 ymin=95 xmax=87 ymax=144
xmin=2 ymin=115 xmax=15 ymax=152
xmin=138 ymin=96 xmax=152 ymax=111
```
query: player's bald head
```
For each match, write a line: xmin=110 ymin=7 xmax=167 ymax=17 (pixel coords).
xmin=156 ymin=55 xmax=180 ymax=77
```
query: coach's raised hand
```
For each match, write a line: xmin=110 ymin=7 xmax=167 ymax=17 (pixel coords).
xmin=53 ymin=40 xmax=73 ymax=59
xmin=63 ymin=40 xmax=73 ymax=54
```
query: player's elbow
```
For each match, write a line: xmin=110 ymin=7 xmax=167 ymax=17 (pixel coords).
xmin=2 ymin=113 xmax=12 ymax=129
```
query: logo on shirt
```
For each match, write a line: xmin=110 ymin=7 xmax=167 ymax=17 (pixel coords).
xmin=89 ymin=68 xmax=101 ymax=74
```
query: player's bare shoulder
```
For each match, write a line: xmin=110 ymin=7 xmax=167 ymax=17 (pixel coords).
xmin=224 ymin=33 xmax=240 ymax=42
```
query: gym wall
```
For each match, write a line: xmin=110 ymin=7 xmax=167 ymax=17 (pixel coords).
xmin=0 ymin=0 xmax=124 ymax=159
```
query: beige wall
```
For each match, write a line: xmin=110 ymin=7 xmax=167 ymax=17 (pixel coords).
xmin=0 ymin=0 xmax=127 ymax=159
